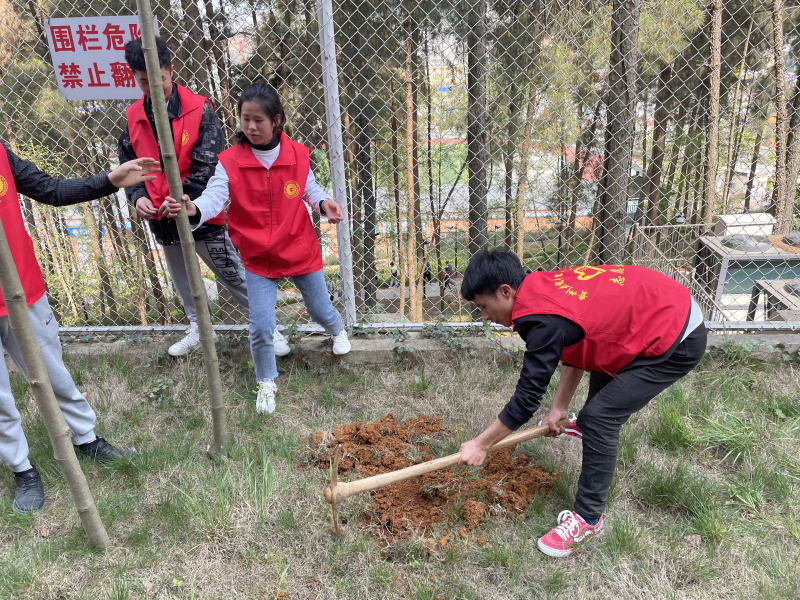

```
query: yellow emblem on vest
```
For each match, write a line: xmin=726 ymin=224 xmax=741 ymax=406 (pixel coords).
xmin=572 ymin=266 xmax=606 ymax=281
xmin=0 ymin=175 xmax=8 ymax=197
xmin=181 ymin=129 xmax=190 ymax=146
xmin=284 ymin=180 xmax=300 ymax=199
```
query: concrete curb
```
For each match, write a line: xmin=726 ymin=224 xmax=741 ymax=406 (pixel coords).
xmin=50 ymin=331 xmax=800 ymax=368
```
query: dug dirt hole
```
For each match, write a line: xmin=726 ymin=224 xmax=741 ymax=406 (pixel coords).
xmin=309 ymin=413 xmax=555 ymax=542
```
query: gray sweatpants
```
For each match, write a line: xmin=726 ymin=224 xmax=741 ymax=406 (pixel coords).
xmin=162 ymin=232 xmax=250 ymax=322
xmin=0 ymin=294 xmax=96 ymax=473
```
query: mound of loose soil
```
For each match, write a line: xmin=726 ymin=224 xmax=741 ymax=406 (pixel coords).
xmin=310 ymin=413 xmax=555 ymax=542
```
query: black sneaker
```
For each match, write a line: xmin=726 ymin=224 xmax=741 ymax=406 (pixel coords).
xmin=13 ymin=466 xmax=45 ymax=512
xmin=76 ymin=437 xmax=137 ymax=463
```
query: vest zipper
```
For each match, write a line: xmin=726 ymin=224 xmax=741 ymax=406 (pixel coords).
xmin=266 ymin=167 xmax=272 ymax=277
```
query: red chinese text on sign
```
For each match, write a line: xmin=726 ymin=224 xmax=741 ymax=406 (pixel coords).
xmin=76 ymin=24 xmax=102 ymax=51
xmin=87 ymin=63 xmax=110 ymax=87
xmin=50 ymin=26 xmax=74 ymax=52
xmin=58 ymin=63 xmax=82 ymax=88
xmin=102 ymin=23 xmax=126 ymax=50
xmin=110 ymin=62 xmax=136 ymax=88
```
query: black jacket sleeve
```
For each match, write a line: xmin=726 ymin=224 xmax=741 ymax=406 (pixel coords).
xmin=117 ymin=125 xmax=149 ymax=206
xmin=182 ymin=102 xmax=224 ymax=201
xmin=498 ymin=314 xmax=585 ymax=430
xmin=5 ymin=144 xmax=118 ymax=207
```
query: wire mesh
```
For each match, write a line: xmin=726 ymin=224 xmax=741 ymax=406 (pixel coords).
xmin=3 ymin=0 xmax=800 ymax=333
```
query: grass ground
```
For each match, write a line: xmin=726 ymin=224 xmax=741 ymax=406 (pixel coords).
xmin=0 ymin=336 xmax=798 ymax=599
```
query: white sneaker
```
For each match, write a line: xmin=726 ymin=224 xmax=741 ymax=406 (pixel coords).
xmin=256 ymin=379 xmax=277 ymax=414
xmin=273 ymin=329 xmax=291 ymax=357
xmin=168 ymin=322 xmax=217 ymax=357
xmin=331 ymin=330 xmax=351 ymax=355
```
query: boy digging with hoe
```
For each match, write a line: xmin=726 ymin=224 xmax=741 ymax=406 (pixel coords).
xmin=457 ymin=251 xmax=706 ymax=557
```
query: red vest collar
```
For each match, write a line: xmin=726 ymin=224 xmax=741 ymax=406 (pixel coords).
xmin=238 ymin=137 xmax=297 ymax=169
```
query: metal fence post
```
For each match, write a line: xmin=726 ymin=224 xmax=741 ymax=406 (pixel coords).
xmin=317 ymin=0 xmax=357 ymax=333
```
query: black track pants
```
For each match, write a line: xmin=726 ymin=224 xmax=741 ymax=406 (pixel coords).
xmin=573 ymin=324 xmax=707 ymax=520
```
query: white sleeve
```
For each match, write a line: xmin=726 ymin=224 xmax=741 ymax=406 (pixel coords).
xmin=192 ymin=161 xmax=230 ymax=229
xmin=303 ymin=169 xmax=329 ymax=215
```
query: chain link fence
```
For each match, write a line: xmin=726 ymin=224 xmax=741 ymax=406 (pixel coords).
xmin=3 ymin=0 xmax=800 ymax=335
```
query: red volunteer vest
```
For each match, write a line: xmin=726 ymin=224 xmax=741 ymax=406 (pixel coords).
xmin=217 ymin=137 xmax=322 ymax=278
xmin=512 ymin=265 xmax=691 ymax=374
xmin=0 ymin=144 xmax=46 ymax=317
xmin=126 ymin=84 xmax=225 ymax=225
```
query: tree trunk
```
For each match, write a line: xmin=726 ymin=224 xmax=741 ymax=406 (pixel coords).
xmin=721 ymin=13 xmax=754 ymax=212
xmin=511 ymin=0 xmax=542 ymax=260
xmin=467 ymin=0 xmax=488 ymax=263
xmin=744 ymin=121 xmax=764 ymax=211
xmin=679 ymin=100 xmax=701 ymax=216
xmin=99 ymin=196 xmax=128 ymax=269
xmin=595 ymin=0 xmax=642 ymax=264
xmin=404 ymin=10 xmax=424 ymax=322
xmin=180 ymin=0 xmax=212 ymax=98
xmin=565 ymin=102 xmax=601 ymax=257
xmin=699 ymin=0 xmax=722 ymax=234
xmin=666 ymin=107 xmax=687 ymax=211
xmin=131 ymin=215 xmax=169 ymax=322
xmin=783 ymin=82 xmax=800 ymax=208
xmin=641 ymin=87 xmax=648 ymax=174
xmin=79 ymin=204 xmax=117 ymax=321
xmin=357 ymin=109 xmax=377 ymax=309
xmin=40 ymin=209 xmax=79 ymax=322
xmin=130 ymin=216 xmax=150 ymax=325
xmin=0 ymin=216 xmax=109 ymax=548
xmin=203 ymin=0 xmax=237 ymax=140
xmin=645 ymin=65 xmax=673 ymax=227
xmin=343 ymin=111 xmax=363 ymax=310
xmin=515 ymin=82 xmax=538 ymax=259
xmin=504 ymin=80 xmax=518 ymax=250
xmin=389 ymin=78 xmax=406 ymax=316
xmin=771 ymin=0 xmax=791 ymax=233
xmin=136 ymin=0 xmax=228 ymax=457
xmin=425 ymin=33 xmax=444 ymax=301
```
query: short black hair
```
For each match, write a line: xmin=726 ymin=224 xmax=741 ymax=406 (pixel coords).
xmin=461 ymin=250 xmax=526 ymax=301
xmin=125 ymin=36 xmax=171 ymax=73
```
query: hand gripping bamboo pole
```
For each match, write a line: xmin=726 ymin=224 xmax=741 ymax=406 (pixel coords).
xmin=134 ymin=0 xmax=228 ymax=457
xmin=0 ymin=216 xmax=110 ymax=548
xmin=324 ymin=419 xmax=569 ymax=534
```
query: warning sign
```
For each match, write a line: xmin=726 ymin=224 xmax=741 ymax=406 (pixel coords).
xmin=45 ymin=16 xmax=160 ymax=101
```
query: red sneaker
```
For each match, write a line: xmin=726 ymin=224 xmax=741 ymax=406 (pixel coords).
xmin=562 ymin=417 xmax=582 ymax=440
xmin=537 ymin=510 xmax=604 ymax=557
xmin=538 ymin=414 xmax=583 ymax=440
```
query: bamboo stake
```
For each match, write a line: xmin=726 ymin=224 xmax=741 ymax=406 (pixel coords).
xmin=134 ymin=0 xmax=228 ymax=457
xmin=324 ymin=419 xmax=568 ymax=534
xmin=0 ymin=214 xmax=109 ymax=548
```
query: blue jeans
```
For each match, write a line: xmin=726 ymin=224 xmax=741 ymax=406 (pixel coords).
xmin=245 ymin=268 xmax=344 ymax=382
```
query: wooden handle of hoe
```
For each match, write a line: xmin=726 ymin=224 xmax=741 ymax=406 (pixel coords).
xmin=324 ymin=418 xmax=569 ymax=505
